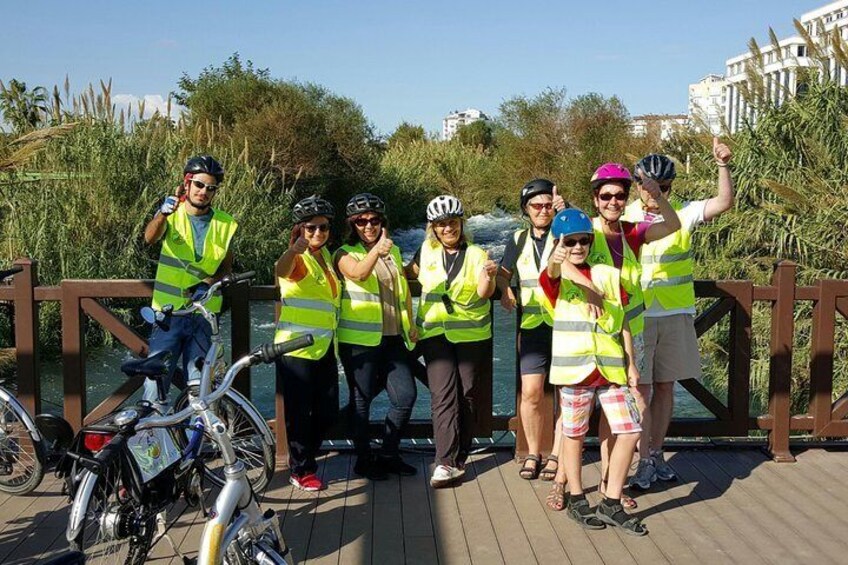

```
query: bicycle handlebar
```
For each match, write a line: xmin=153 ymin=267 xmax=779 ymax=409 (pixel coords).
xmin=0 ymin=266 xmax=24 ymax=283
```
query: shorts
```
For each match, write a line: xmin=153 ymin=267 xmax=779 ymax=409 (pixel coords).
xmin=559 ymin=385 xmax=642 ymax=437
xmin=518 ymin=324 xmax=552 ymax=376
xmin=640 ymin=314 xmax=701 ymax=385
xmin=632 ymin=332 xmax=647 ymax=376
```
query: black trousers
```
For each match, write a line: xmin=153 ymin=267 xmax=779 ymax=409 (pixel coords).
xmin=339 ymin=335 xmax=418 ymax=457
xmin=276 ymin=351 xmax=339 ymax=476
xmin=418 ymin=335 xmax=488 ymax=467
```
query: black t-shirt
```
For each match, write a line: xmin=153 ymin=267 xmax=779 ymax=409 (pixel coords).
xmin=500 ymin=229 xmax=548 ymax=274
xmin=412 ymin=242 xmax=468 ymax=287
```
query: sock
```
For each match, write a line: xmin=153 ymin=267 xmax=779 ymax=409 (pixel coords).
xmin=603 ymin=496 xmax=621 ymax=508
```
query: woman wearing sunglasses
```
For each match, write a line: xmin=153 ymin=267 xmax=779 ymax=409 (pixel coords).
xmin=334 ymin=193 xmax=418 ymax=480
xmin=406 ymin=195 xmax=497 ymax=488
xmin=496 ymin=179 xmax=567 ymax=481
xmin=584 ymin=163 xmax=680 ymax=508
xmin=539 ymin=208 xmax=646 ymax=536
xmin=274 ymin=195 xmax=341 ymax=492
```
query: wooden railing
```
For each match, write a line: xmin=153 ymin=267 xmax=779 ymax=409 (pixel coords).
xmin=1 ymin=258 xmax=846 ymax=464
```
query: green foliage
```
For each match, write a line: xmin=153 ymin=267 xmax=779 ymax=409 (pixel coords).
xmin=387 ymin=122 xmax=426 ymax=148
xmin=0 ymin=80 xmax=49 ymax=135
xmin=454 ymin=120 xmax=493 ymax=151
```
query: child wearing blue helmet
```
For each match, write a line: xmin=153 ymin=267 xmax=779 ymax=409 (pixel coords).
xmin=539 ymin=208 xmax=647 ymax=536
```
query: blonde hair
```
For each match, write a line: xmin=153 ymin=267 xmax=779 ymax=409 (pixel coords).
xmin=425 ymin=218 xmax=472 ymax=246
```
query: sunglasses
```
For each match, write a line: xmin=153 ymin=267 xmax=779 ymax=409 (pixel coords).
xmin=304 ymin=223 xmax=330 ymax=233
xmin=528 ymin=202 xmax=554 ymax=212
xmin=659 ymin=184 xmax=672 ymax=193
xmin=354 ymin=217 xmax=382 ymax=228
xmin=190 ymin=179 xmax=220 ymax=192
xmin=598 ymin=192 xmax=628 ymax=202
xmin=562 ymin=236 xmax=592 ymax=248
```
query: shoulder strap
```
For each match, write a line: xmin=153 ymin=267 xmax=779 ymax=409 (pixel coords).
xmin=516 ymin=228 xmax=529 ymax=255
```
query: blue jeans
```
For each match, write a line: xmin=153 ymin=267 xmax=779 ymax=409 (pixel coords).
xmin=143 ymin=314 xmax=213 ymax=402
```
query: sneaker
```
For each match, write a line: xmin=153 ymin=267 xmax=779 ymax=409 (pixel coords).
xmin=628 ymin=458 xmax=657 ymax=491
xmin=354 ymin=455 xmax=389 ymax=481
xmin=378 ymin=455 xmax=418 ymax=476
xmin=430 ymin=464 xmax=464 ymax=488
xmin=289 ymin=472 xmax=326 ymax=492
xmin=651 ymin=450 xmax=677 ymax=482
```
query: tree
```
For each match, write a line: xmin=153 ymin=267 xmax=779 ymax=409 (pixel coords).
xmin=0 ymin=80 xmax=49 ymax=134
xmin=454 ymin=120 xmax=493 ymax=150
xmin=387 ymin=122 xmax=426 ymax=148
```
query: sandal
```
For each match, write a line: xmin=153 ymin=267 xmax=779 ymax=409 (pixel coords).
xmin=595 ymin=500 xmax=648 ymax=536
xmin=546 ymin=481 xmax=566 ymax=511
xmin=599 ymin=479 xmax=637 ymax=509
xmin=566 ymin=495 xmax=606 ymax=530
xmin=539 ymin=454 xmax=559 ymax=481
xmin=519 ymin=454 xmax=542 ymax=480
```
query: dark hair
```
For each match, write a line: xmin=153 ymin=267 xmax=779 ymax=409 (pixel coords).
xmin=289 ymin=219 xmax=333 ymax=249
xmin=344 ymin=212 xmax=388 ymax=246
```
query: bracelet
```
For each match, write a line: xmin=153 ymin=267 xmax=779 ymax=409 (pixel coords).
xmin=716 ymin=162 xmax=728 ymax=168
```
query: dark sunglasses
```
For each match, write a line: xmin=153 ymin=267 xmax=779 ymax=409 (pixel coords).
xmin=528 ymin=202 xmax=554 ymax=211
xmin=304 ymin=223 xmax=330 ymax=233
xmin=598 ymin=192 xmax=627 ymax=202
xmin=659 ymin=184 xmax=672 ymax=193
xmin=562 ymin=236 xmax=592 ymax=248
xmin=190 ymin=179 xmax=220 ymax=192
xmin=354 ymin=217 xmax=382 ymax=228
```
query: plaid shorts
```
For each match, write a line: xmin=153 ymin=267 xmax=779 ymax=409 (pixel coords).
xmin=559 ymin=385 xmax=642 ymax=437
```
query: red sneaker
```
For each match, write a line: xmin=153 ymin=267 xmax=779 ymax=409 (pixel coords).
xmin=289 ymin=472 xmax=325 ymax=492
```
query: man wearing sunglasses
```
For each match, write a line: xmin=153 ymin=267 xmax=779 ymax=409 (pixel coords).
xmin=142 ymin=155 xmax=237 ymax=400
xmin=623 ymin=141 xmax=733 ymax=492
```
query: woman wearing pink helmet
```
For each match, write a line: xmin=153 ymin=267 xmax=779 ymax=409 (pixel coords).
xmin=585 ymin=162 xmax=680 ymax=508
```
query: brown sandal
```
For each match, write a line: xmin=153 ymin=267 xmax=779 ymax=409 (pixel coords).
xmin=519 ymin=454 xmax=542 ymax=480
xmin=599 ymin=479 xmax=637 ymax=509
xmin=546 ymin=481 xmax=566 ymax=511
xmin=539 ymin=454 xmax=559 ymax=481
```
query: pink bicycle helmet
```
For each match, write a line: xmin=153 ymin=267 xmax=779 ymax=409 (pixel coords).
xmin=590 ymin=163 xmax=632 ymax=190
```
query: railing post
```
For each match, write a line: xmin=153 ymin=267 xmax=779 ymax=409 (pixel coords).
xmin=12 ymin=259 xmax=40 ymax=416
xmin=728 ymin=281 xmax=753 ymax=436
xmin=767 ymin=261 xmax=796 ymax=462
xmin=229 ymin=281 xmax=251 ymax=398
xmin=61 ymin=281 xmax=86 ymax=431
xmin=809 ymin=280 xmax=836 ymax=436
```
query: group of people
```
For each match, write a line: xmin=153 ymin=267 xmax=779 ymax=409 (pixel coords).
xmin=143 ymin=138 xmax=734 ymax=536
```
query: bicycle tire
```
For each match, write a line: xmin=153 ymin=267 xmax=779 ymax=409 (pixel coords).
xmin=174 ymin=388 xmax=275 ymax=491
xmin=0 ymin=393 xmax=46 ymax=495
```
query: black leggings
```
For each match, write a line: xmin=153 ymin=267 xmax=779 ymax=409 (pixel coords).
xmin=276 ymin=351 xmax=339 ymax=475
xmin=339 ymin=335 xmax=417 ymax=457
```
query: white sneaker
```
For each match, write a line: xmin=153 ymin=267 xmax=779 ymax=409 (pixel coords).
xmin=430 ymin=464 xmax=464 ymax=488
xmin=628 ymin=458 xmax=657 ymax=491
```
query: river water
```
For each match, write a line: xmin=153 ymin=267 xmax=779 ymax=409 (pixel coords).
xmin=38 ymin=211 xmax=710 ymax=424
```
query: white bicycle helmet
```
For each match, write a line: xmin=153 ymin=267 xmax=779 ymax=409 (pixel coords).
xmin=426 ymin=195 xmax=464 ymax=222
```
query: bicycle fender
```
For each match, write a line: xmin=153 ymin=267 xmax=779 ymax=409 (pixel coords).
xmin=67 ymin=470 xmax=97 ymax=542
xmin=0 ymin=386 xmax=43 ymax=442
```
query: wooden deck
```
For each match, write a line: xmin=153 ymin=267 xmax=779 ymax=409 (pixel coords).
xmin=3 ymin=447 xmax=848 ymax=564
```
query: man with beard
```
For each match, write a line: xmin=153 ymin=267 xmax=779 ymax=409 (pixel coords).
xmin=142 ymin=155 xmax=238 ymax=401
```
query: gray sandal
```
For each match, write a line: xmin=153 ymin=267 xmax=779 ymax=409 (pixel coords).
xmin=566 ymin=496 xmax=606 ymax=530
xmin=595 ymin=501 xmax=648 ymax=536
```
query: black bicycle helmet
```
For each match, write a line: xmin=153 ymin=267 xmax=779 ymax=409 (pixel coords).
xmin=346 ymin=193 xmax=386 ymax=217
xmin=634 ymin=154 xmax=676 ymax=182
xmin=184 ymin=155 xmax=225 ymax=182
xmin=520 ymin=178 xmax=555 ymax=210
xmin=293 ymin=195 xmax=335 ymax=223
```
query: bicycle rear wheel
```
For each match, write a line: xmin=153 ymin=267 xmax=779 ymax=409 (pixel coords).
xmin=0 ymin=394 xmax=45 ymax=495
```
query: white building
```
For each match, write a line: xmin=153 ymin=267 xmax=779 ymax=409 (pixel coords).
xmin=631 ymin=114 xmax=689 ymax=141
xmin=442 ymin=108 xmax=489 ymax=140
xmin=688 ymin=74 xmax=728 ymax=135
xmin=725 ymin=0 xmax=848 ymax=133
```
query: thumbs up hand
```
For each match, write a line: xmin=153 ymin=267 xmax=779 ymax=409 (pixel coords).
xmin=376 ymin=228 xmax=393 ymax=257
xmin=291 ymin=236 xmax=309 ymax=255
xmin=713 ymin=137 xmax=732 ymax=165
xmin=552 ymin=184 xmax=567 ymax=212
xmin=550 ymin=236 xmax=569 ymax=265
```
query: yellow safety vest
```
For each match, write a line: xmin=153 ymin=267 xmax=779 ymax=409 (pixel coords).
xmin=624 ymin=201 xmax=695 ymax=310
xmin=335 ymin=242 xmax=414 ymax=350
xmin=587 ymin=217 xmax=645 ymax=337
xmin=151 ymin=206 xmax=237 ymax=314
xmin=546 ymin=263 xmax=627 ymax=386
xmin=416 ymin=240 xmax=492 ymax=344
xmin=513 ymin=229 xmax=555 ymax=330
xmin=275 ymin=247 xmax=340 ymax=360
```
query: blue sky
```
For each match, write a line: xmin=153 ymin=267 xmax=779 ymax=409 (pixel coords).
xmin=1 ymin=0 xmax=825 ymax=136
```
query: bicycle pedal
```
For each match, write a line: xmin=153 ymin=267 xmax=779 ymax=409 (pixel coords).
xmin=0 ymin=464 xmax=12 ymax=476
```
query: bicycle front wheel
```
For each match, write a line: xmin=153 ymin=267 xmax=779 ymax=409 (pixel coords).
xmin=175 ymin=389 xmax=275 ymax=491
xmin=0 ymin=394 xmax=45 ymax=495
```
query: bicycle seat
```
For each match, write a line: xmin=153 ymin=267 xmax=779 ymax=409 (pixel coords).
xmin=121 ymin=350 xmax=172 ymax=378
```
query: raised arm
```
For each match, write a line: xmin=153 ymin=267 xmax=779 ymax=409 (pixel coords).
xmin=643 ymin=176 xmax=681 ymax=243
xmin=703 ymin=137 xmax=735 ymax=222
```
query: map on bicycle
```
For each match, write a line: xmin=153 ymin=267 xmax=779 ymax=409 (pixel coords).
xmin=127 ymin=428 xmax=182 ymax=483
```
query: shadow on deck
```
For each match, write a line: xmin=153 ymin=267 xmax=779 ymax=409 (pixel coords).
xmin=3 ymin=447 xmax=848 ymax=564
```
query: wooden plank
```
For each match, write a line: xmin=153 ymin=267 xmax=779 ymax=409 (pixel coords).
xmin=372 ymin=467 xmax=406 ymax=564
xmin=284 ymin=453 xmax=330 ymax=564
xmin=0 ymin=477 xmax=69 ymax=563
xmin=337 ymin=453 xmax=373 ymax=565
xmin=305 ymin=451 xmax=351 ymax=564
xmin=12 ymin=259 xmax=41 ymax=415
xmin=469 ymin=452 xmax=536 ymax=564
xmin=452 ymin=454 xmax=504 ymax=564
xmin=493 ymin=450 xmax=573 ymax=564
xmin=80 ymin=297 xmax=148 ymax=356
xmin=766 ymin=262 xmax=796 ymax=462
xmin=401 ymin=455 xmax=438 ymax=565
xmin=425 ymin=458 xmax=472 ymax=564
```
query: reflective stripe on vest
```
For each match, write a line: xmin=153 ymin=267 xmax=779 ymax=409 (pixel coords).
xmin=416 ymin=240 xmax=492 ymax=343
xmin=549 ymin=263 xmax=627 ymax=386
xmin=275 ymin=247 xmax=339 ymax=360
xmin=624 ymin=200 xmax=696 ymax=311
xmin=151 ymin=206 xmax=237 ymax=315
xmin=514 ymin=230 xmax=554 ymax=330
xmin=587 ymin=217 xmax=645 ymax=337
xmin=335 ymin=244 xmax=413 ymax=349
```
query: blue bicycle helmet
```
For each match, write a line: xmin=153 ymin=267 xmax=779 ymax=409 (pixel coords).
xmin=551 ymin=208 xmax=593 ymax=240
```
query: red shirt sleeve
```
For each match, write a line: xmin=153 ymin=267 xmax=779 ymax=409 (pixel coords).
xmin=622 ymin=221 xmax=651 ymax=256
xmin=539 ymin=270 xmax=560 ymax=306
